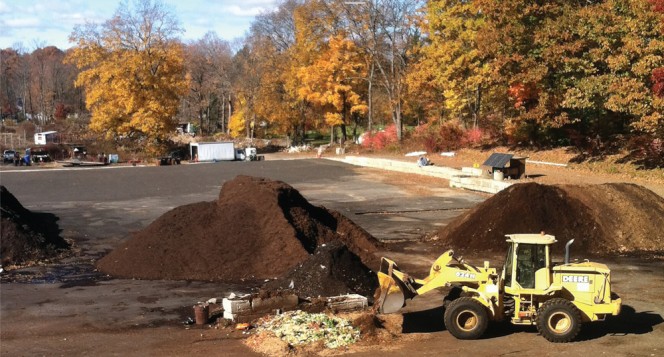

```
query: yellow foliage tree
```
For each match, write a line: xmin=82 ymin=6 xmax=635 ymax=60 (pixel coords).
xmin=413 ymin=0 xmax=489 ymax=128
xmin=228 ymin=100 xmax=247 ymax=138
xmin=296 ymin=35 xmax=367 ymax=143
xmin=66 ymin=0 xmax=188 ymax=151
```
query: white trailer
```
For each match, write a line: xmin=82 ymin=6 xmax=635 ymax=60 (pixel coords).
xmin=189 ymin=142 xmax=236 ymax=162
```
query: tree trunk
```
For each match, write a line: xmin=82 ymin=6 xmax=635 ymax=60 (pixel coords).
xmin=340 ymin=123 xmax=347 ymax=145
xmin=341 ymin=101 xmax=348 ymax=145
xmin=474 ymin=85 xmax=482 ymax=129
xmin=227 ymin=98 xmax=232 ymax=135
xmin=199 ymin=109 xmax=204 ymax=136
xmin=206 ymin=105 xmax=211 ymax=134
xmin=367 ymin=62 xmax=374 ymax=132
xmin=353 ymin=124 xmax=359 ymax=143
xmin=219 ymin=93 xmax=226 ymax=132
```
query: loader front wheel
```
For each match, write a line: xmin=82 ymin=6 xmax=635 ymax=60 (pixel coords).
xmin=536 ymin=298 xmax=582 ymax=343
xmin=444 ymin=297 xmax=488 ymax=340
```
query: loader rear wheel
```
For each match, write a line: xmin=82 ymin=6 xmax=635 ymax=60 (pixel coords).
xmin=536 ymin=298 xmax=582 ymax=343
xmin=444 ymin=297 xmax=488 ymax=340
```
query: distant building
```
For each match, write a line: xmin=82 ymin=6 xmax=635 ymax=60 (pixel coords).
xmin=34 ymin=131 xmax=59 ymax=145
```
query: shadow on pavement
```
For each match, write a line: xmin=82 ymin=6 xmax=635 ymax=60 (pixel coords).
xmin=578 ymin=305 xmax=664 ymax=341
xmin=402 ymin=306 xmax=445 ymax=333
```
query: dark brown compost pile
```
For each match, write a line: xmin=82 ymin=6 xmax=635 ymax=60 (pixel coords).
xmin=263 ymin=241 xmax=378 ymax=298
xmin=436 ymin=182 xmax=664 ymax=257
xmin=1 ymin=185 xmax=69 ymax=266
xmin=97 ymin=176 xmax=381 ymax=293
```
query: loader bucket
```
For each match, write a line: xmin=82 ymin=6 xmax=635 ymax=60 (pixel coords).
xmin=376 ymin=257 xmax=418 ymax=314
xmin=377 ymin=271 xmax=406 ymax=314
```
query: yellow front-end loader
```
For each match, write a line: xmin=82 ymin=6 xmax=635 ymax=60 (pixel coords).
xmin=377 ymin=233 xmax=621 ymax=342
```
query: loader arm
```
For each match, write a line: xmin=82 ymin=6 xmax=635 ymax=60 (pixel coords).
xmin=377 ymin=250 xmax=499 ymax=314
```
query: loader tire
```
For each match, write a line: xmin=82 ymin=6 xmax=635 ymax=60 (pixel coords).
xmin=443 ymin=297 xmax=488 ymax=340
xmin=536 ymin=298 xmax=582 ymax=343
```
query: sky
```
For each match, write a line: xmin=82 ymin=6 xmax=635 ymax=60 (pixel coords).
xmin=0 ymin=0 xmax=279 ymax=50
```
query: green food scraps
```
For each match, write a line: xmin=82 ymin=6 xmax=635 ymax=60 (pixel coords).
xmin=256 ymin=310 xmax=360 ymax=349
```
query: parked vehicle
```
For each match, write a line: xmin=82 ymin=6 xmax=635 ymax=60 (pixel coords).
xmin=159 ymin=151 xmax=182 ymax=165
xmin=30 ymin=147 xmax=51 ymax=163
xmin=3 ymin=150 xmax=16 ymax=163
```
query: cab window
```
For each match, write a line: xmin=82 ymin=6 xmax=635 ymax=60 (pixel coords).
xmin=516 ymin=243 xmax=546 ymax=288
xmin=503 ymin=243 xmax=514 ymax=288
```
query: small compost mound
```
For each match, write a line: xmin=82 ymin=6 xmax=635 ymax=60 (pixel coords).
xmin=1 ymin=185 xmax=68 ymax=266
xmin=97 ymin=176 xmax=381 ymax=282
xmin=436 ymin=182 xmax=664 ymax=256
xmin=263 ymin=241 xmax=378 ymax=298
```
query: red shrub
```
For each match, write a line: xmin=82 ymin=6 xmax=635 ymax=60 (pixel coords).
xmin=652 ymin=67 xmax=664 ymax=98
xmin=465 ymin=127 xmax=483 ymax=145
xmin=649 ymin=0 xmax=664 ymax=13
xmin=361 ymin=124 xmax=399 ymax=150
xmin=412 ymin=121 xmax=466 ymax=153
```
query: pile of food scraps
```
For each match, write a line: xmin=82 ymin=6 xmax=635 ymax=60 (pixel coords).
xmin=254 ymin=310 xmax=360 ymax=349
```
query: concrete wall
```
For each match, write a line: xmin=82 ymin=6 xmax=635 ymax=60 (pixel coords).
xmin=331 ymin=155 xmax=513 ymax=194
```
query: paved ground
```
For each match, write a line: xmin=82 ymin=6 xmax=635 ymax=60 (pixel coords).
xmin=1 ymin=157 xmax=663 ymax=356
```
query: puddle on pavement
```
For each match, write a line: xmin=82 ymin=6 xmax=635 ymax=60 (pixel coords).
xmin=0 ymin=262 xmax=110 ymax=287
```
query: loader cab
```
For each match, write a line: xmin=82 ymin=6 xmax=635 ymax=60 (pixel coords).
xmin=502 ymin=234 xmax=556 ymax=292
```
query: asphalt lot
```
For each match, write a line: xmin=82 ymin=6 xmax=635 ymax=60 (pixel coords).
xmin=0 ymin=158 xmax=483 ymax=248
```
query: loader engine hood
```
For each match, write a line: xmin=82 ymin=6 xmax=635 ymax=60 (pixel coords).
xmin=551 ymin=261 xmax=620 ymax=319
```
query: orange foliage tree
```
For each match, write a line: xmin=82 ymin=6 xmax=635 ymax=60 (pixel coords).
xmin=66 ymin=0 xmax=188 ymax=151
xmin=296 ymin=35 xmax=368 ymax=144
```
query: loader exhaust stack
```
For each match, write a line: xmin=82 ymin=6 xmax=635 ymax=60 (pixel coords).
xmin=565 ymin=239 xmax=575 ymax=264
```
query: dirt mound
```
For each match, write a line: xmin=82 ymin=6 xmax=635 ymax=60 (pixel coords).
xmin=1 ymin=186 xmax=69 ymax=266
xmin=97 ymin=176 xmax=380 ymax=282
xmin=263 ymin=241 xmax=378 ymax=298
xmin=436 ymin=182 xmax=664 ymax=256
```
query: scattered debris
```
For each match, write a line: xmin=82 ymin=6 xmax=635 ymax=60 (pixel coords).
xmin=327 ymin=294 xmax=368 ymax=312
xmin=405 ymin=151 xmax=427 ymax=157
xmin=235 ymin=323 xmax=251 ymax=331
xmin=222 ymin=292 xmax=299 ymax=323
xmin=287 ymin=145 xmax=312 ymax=153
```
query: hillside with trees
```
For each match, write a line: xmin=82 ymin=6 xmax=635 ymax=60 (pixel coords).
xmin=1 ymin=0 xmax=662 ymax=167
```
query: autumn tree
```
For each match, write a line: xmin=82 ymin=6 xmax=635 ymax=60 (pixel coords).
xmin=183 ymin=32 xmax=232 ymax=135
xmin=250 ymin=0 xmax=314 ymax=143
xmin=297 ymin=35 xmax=368 ymax=144
xmin=66 ymin=0 xmax=187 ymax=150
xmin=341 ymin=0 xmax=423 ymax=139
xmin=228 ymin=40 xmax=264 ymax=138
xmin=533 ymin=0 xmax=664 ymax=141
xmin=0 ymin=48 xmax=24 ymax=120
xmin=411 ymin=0 xmax=489 ymax=129
xmin=648 ymin=0 xmax=664 ymax=140
xmin=372 ymin=0 xmax=422 ymax=140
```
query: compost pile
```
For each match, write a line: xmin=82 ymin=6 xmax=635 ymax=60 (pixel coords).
xmin=263 ymin=241 xmax=378 ymax=298
xmin=0 ymin=185 xmax=69 ymax=266
xmin=97 ymin=176 xmax=380 ymax=296
xmin=436 ymin=182 xmax=664 ymax=257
